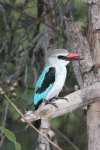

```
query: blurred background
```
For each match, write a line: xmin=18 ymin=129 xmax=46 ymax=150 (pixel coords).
xmin=0 ymin=0 xmax=88 ymax=149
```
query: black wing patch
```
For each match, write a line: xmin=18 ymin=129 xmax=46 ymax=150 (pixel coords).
xmin=36 ymin=67 xmax=55 ymax=94
xmin=34 ymin=99 xmax=43 ymax=110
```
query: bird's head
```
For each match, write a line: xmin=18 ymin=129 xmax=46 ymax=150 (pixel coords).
xmin=46 ymin=49 xmax=83 ymax=67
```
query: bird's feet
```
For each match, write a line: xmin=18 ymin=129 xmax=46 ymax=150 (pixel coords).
xmin=44 ymin=100 xmax=58 ymax=108
xmin=49 ymin=96 xmax=69 ymax=102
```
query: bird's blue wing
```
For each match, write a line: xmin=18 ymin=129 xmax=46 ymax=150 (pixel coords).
xmin=34 ymin=67 xmax=57 ymax=109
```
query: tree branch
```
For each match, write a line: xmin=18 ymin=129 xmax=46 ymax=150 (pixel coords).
xmin=52 ymin=126 xmax=80 ymax=150
xmin=21 ymin=82 xmax=100 ymax=122
xmin=0 ymin=5 xmax=10 ymax=53
xmin=10 ymin=22 xmax=39 ymax=57
xmin=0 ymin=0 xmax=64 ymax=38
xmin=1 ymin=87 xmax=62 ymax=150
xmin=63 ymin=16 xmax=95 ymax=89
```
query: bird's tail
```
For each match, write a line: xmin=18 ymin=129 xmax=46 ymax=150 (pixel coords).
xmin=34 ymin=119 xmax=41 ymax=129
xmin=34 ymin=102 xmax=42 ymax=128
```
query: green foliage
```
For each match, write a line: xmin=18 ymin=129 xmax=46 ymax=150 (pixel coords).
xmin=74 ymin=0 xmax=88 ymax=34
xmin=66 ymin=62 xmax=78 ymax=88
xmin=62 ymin=0 xmax=68 ymax=4
xmin=0 ymin=127 xmax=21 ymax=150
xmin=9 ymin=0 xmax=16 ymax=4
xmin=7 ymin=63 xmax=15 ymax=75
xmin=0 ymin=16 xmax=6 ymax=43
xmin=0 ymin=127 xmax=16 ymax=142
xmin=40 ymin=23 xmax=45 ymax=32
xmin=15 ymin=142 xmax=21 ymax=150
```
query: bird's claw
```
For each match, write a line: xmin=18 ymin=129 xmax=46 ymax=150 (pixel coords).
xmin=49 ymin=97 xmax=69 ymax=102
xmin=60 ymin=97 xmax=69 ymax=102
xmin=44 ymin=100 xmax=58 ymax=108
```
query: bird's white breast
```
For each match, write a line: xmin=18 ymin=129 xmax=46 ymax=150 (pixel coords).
xmin=46 ymin=66 xmax=67 ymax=100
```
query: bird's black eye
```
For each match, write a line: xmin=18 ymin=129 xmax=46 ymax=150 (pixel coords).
xmin=58 ymin=55 xmax=67 ymax=60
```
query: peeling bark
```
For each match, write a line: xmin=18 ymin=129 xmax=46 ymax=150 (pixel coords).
xmin=86 ymin=1 xmax=100 ymax=149
xmin=64 ymin=2 xmax=100 ymax=147
xmin=64 ymin=1 xmax=100 ymax=149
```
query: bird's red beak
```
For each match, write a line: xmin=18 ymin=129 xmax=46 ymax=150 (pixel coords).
xmin=66 ymin=53 xmax=83 ymax=60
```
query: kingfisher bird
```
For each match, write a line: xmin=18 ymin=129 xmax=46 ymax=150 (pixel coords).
xmin=34 ymin=49 xmax=82 ymax=128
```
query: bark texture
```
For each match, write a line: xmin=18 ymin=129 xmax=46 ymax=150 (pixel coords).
xmin=64 ymin=0 xmax=100 ymax=149
xmin=86 ymin=1 xmax=100 ymax=149
xmin=21 ymin=82 xmax=100 ymax=122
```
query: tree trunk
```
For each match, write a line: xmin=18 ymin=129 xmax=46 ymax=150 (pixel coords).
xmin=86 ymin=0 xmax=100 ymax=149
xmin=64 ymin=0 xmax=100 ymax=148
